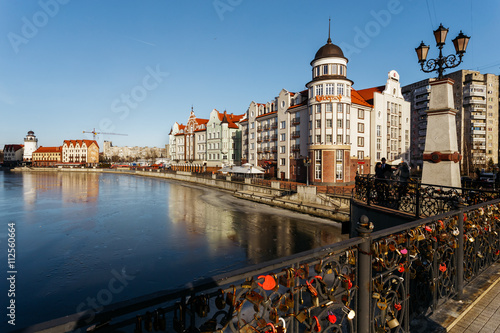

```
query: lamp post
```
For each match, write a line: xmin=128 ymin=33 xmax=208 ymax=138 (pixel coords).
xmin=416 ymin=24 xmax=470 ymax=188
xmin=415 ymin=23 xmax=470 ymax=79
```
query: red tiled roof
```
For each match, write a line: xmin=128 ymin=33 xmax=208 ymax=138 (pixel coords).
xmin=351 ymin=89 xmax=373 ymax=107
xmin=356 ymin=86 xmax=385 ymax=106
xmin=196 ymin=118 xmax=209 ymax=125
xmin=288 ymin=101 xmax=307 ymax=110
xmin=4 ymin=144 xmax=24 ymax=151
xmin=63 ymin=140 xmax=99 ymax=148
xmin=34 ymin=146 xmax=62 ymax=153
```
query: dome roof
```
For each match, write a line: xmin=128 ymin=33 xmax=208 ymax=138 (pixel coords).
xmin=312 ymin=37 xmax=346 ymax=63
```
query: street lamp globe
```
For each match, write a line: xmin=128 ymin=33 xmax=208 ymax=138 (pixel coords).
xmin=433 ymin=23 xmax=449 ymax=46
xmin=415 ymin=41 xmax=430 ymax=63
xmin=452 ymin=31 xmax=471 ymax=55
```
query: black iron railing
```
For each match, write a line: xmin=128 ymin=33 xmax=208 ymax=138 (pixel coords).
xmin=354 ymin=175 xmax=500 ymax=218
xmin=17 ymin=200 xmax=500 ymax=333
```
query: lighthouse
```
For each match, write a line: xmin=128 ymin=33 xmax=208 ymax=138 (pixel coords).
xmin=23 ymin=130 xmax=38 ymax=162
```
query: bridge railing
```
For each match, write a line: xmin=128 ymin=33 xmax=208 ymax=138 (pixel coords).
xmin=17 ymin=201 xmax=500 ymax=333
xmin=354 ymin=175 xmax=500 ymax=218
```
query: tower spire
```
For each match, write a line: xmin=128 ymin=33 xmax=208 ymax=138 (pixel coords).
xmin=327 ymin=17 xmax=332 ymax=44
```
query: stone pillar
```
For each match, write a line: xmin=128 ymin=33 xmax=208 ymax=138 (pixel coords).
xmin=421 ymin=78 xmax=461 ymax=187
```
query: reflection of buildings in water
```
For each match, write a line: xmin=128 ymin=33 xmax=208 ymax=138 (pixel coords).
xmin=60 ymin=172 xmax=99 ymax=204
xmin=21 ymin=172 xmax=100 ymax=211
xmin=168 ymin=185 xmax=237 ymax=254
xmin=168 ymin=184 xmax=343 ymax=263
xmin=23 ymin=173 xmax=37 ymax=209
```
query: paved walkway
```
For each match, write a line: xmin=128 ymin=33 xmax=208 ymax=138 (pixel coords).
xmin=446 ymin=275 xmax=500 ymax=333
xmin=428 ymin=261 xmax=500 ymax=332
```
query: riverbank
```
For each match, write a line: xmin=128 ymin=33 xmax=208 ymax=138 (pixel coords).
xmin=8 ymin=167 xmax=351 ymax=222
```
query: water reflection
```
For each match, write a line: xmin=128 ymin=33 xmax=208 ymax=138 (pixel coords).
xmin=0 ymin=171 xmax=344 ymax=330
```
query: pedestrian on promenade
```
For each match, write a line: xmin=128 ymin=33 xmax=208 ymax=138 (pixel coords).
xmin=374 ymin=161 xmax=386 ymax=202
xmin=395 ymin=161 xmax=410 ymax=197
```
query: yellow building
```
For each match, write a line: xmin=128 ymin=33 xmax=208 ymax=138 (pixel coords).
xmin=32 ymin=146 xmax=62 ymax=167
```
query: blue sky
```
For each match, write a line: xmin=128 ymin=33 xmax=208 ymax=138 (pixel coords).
xmin=1 ymin=0 xmax=499 ymax=149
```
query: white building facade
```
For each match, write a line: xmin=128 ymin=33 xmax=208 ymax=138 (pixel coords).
xmin=23 ymin=130 xmax=38 ymax=162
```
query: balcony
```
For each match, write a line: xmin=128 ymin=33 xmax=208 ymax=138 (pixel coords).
xmin=472 ymin=130 xmax=486 ymax=135
xmin=292 ymin=131 xmax=300 ymax=138
xmin=263 ymin=147 xmax=270 ymax=153
xmin=471 ymin=114 xmax=486 ymax=120
xmin=292 ymin=144 xmax=300 ymax=151
xmin=415 ymin=94 xmax=429 ymax=103
xmin=271 ymin=147 xmax=277 ymax=153
xmin=473 ymin=137 xmax=486 ymax=142
xmin=263 ymin=136 xmax=270 ymax=142
xmin=292 ymin=118 xmax=300 ymax=125
xmin=257 ymin=148 xmax=263 ymax=153
xmin=257 ymin=137 xmax=263 ymax=143
xmin=465 ymin=97 xmax=486 ymax=105
xmin=263 ymin=124 xmax=270 ymax=131
xmin=257 ymin=126 xmax=262 ymax=132
xmin=415 ymin=86 xmax=431 ymax=95
xmin=463 ymin=85 xmax=486 ymax=98
xmin=271 ymin=135 xmax=277 ymax=141
xmin=271 ymin=123 xmax=278 ymax=129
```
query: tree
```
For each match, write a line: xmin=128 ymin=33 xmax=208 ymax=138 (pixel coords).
xmin=0 ymin=150 xmax=3 ymax=163
xmin=111 ymin=155 xmax=120 ymax=163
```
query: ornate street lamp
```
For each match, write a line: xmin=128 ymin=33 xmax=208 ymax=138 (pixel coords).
xmin=415 ymin=23 xmax=470 ymax=79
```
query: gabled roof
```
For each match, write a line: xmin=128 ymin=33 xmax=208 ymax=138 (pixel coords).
xmin=356 ymin=86 xmax=385 ymax=106
xmin=4 ymin=144 xmax=24 ymax=151
xmin=34 ymin=146 xmax=62 ymax=153
xmin=63 ymin=140 xmax=99 ymax=148
xmin=288 ymin=100 xmax=308 ymax=110
xmin=351 ymin=88 xmax=373 ymax=108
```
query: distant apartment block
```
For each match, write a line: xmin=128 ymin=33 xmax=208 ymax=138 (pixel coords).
xmin=103 ymin=141 xmax=167 ymax=162
xmin=402 ymin=69 xmax=499 ymax=174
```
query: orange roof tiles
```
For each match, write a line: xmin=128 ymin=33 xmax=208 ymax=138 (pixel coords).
xmin=356 ymin=86 xmax=385 ymax=106
xmin=34 ymin=146 xmax=62 ymax=153
xmin=63 ymin=140 xmax=99 ymax=148
xmin=351 ymin=89 xmax=373 ymax=107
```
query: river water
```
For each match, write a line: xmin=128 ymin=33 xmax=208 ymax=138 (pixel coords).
xmin=0 ymin=171 xmax=344 ymax=330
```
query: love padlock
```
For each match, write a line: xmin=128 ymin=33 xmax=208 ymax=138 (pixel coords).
xmin=439 ymin=263 xmax=447 ymax=272
xmin=327 ymin=311 xmax=337 ymax=324
xmin=215 ymin=289 xmax=226 ymax=310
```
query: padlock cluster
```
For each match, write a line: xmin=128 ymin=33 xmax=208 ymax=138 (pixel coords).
xmin=134 ymin=251 xmax=358 ymax=333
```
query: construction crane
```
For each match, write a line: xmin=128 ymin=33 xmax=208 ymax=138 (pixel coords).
xmin=83 ymin=128 xmax=128 ymax=140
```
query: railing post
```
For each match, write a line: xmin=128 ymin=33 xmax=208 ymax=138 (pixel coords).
xmin=415 ymin=182 xmax=421 ymax=218
xmin=356 ymin=215 xmax=374 ymax=333
xmin=366 ymin=177 xmax=372 ymax=206
xmin=457 ymin=207 xmax=465 ymax=299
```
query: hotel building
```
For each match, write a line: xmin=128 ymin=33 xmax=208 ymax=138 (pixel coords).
xmin=168 ymin=30 xmax=411 ymax=183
